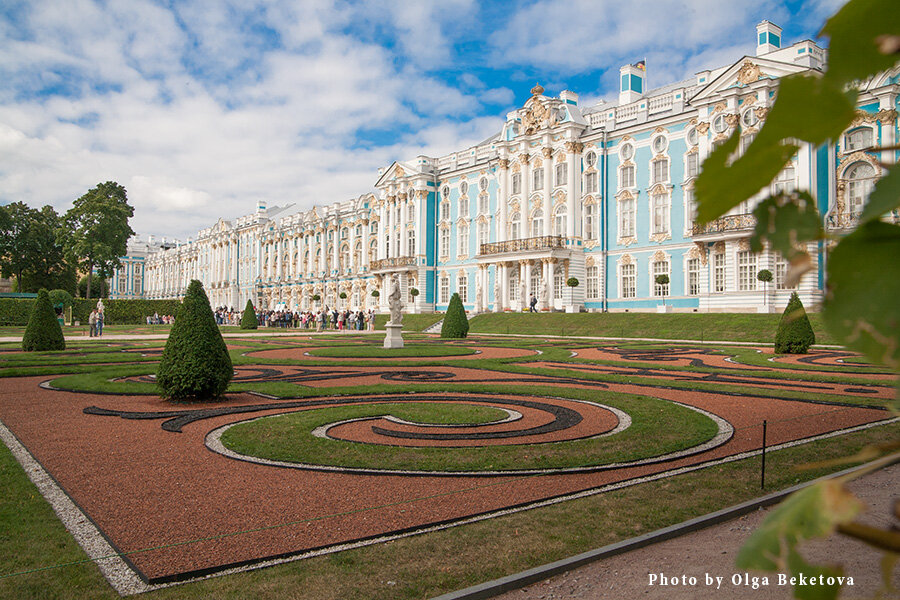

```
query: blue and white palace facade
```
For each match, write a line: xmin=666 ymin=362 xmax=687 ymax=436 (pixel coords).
xmin=113 ymin=21 xmax=899 ymax=314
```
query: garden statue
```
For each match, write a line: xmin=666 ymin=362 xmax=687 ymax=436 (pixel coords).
xmin=388 ymin=275 xmax=403 ymax=324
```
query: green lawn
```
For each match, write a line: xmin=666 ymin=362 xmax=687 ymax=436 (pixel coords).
xmin=467 ymin=312 xmax=835 ymax=344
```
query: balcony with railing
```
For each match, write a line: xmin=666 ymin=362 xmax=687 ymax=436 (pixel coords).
xmin=479 ymin=235 xmax=567 ymax=256
xmin=691 ymin=214 xmax=756 ymax=236
xmin=370 ymin=256 xmax=416 ymax=271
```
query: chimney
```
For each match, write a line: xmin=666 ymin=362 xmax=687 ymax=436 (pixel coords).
xmin=559 ymin=90 xmax=578 ymax=105
xmin=756 ymin=21 xmax=782 ymax=56
xmin=619 ymin=61 xmax=645 ymax=105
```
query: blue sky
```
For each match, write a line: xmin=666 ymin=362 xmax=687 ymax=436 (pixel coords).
xmin=0 ymin=0 xmax=843 ymax=240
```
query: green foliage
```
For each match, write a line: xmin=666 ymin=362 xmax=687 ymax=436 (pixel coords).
xmin=823 ymin=222 xmax=900 ymax=371
xmin=441 ymin=293 xmax=469 ymax=338
xmin=409 ymin=287 xmax=420 ymax=297
xmin=312 ymin=294 xmax=321 ymax=302
xmin=156 ymin=280 xmax=232 ymax=401
xmin=750 ymin=192 xmax=824 ymax=260
xmin=775 ymin=293 xmax=816 ymax=354
xmin=71 ymin=298 xmax=181 ymax=324
xmin=22 ymin=289 xmax=65 ymax=352
xmin=757 ymin=270 xmax=773 ymax=283
xmin=63 ymin=181 xmax=135 ymax=300
xmin=77 ymin=275 xmax=109 ymax=299
xmin=371 ymin=290 xmax=380 ymax=298
xmin=339 ymin=292 xmax=347 ymax=299
xmin=0 ymin=203 xmax=73 ymax=293
xmin=48 ymin=289 xmax=74 ymax=308
xmin=0 ymin=299 xmax=37 ymax=326
xmin=240 ymin=299 xmax=258 ymax=330
xmin=737 ymin=479 xmax=863 ymax=600
xmin=566 ymin=277 xmax=579 ymax=287
xmin=654 ymin=274 xmax=669 ymax=286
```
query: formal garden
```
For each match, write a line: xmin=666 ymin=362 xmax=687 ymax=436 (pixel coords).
xmin=0 ymin=289 xmax=896 ymax=599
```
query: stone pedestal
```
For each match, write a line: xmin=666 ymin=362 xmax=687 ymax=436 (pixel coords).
xmin=383 ymin=323 xmax=404 ymax=349
xmin=656 ymin=304 xmax=673 ymax=313
xmin=757 ymin=305 xmax=777 ymax=313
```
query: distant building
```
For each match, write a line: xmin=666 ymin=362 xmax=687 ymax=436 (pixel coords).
xmin=113 ymin=21 xmax=899 ymax=312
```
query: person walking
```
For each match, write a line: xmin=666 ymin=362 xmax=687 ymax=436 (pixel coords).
xmin=529 ymin=294 xmax=537 ymax=313
xmin=96 ymin=309 xmax=104 ymax=336
xmin=88 ymin=309 xmax=98 ymax=337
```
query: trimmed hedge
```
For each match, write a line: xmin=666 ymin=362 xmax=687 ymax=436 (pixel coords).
xmin=774 ymin=292 xmax=816 ymax=354
xmin=441 ymin=293 xmax=469 ymax=338
xmin=23 ymin=289 xmax=65 ymax=351
xmin=240 ymin=299 xmax=258 ymax=330
xmin=156 ymin=280 xmax=233 ymax=401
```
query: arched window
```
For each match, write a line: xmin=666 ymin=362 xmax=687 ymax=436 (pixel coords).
xmin=457 ymin=223 xmax=469 ymax=255
xmin=509 ymin=212 xmax=521 ymax=240
xmin=440 ymin=201 xmax=450 ymax=221
xmin=477 ymin=220 xmax=489 ymax=248
xmin=553 ymin=205 xmax=567 ymax=236
xmin=620 ymin=165 xmax=635 ymax=189
xmin=531 ymin=209 xmax=544 ymax=237
xmin=651 ymin=158 xmax=668 ymax=184
xmin=459 ymin=196 xmax=469 ymax=217
xmin=460 ymin=181 xmax=469 ymax=196
xmin=846 ymin=128 xmax=873 ymax=151
xmin=619 ymin=197 xmax=635 ymax=238
xmin=653 ymin=260 xmax=670 ymax=296
xmin=533 ymin=167 xmax=544 ymax=190
xmin=847 ymin=162 xmax=876 ymax=214
xmin=651 ymin=193 xmax=669 ymax=235
xmin=479 ymin=194 xmax=489 ymax=214
xmin=340 ymin=245 xmax=350 ymax=273
xmin=584 ymin=203 xmax=596 ymax=241
xmin=407 ymin=230 xmax=416 ymax=255
xmin=773 ymin=165 xmax=796 ymax=195
xmin=457 ymin=273 xmax=468 ymax=302
xmin=511 ymin=173 xmax=521 ymax=195
xmin=440 ymin=228 xmax=450 ymax=257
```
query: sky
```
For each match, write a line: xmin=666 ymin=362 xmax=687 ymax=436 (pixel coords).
xmin=0 ymin=0 xmax=845 ymax=241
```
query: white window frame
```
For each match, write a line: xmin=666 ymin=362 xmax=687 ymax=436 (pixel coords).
xmin=619 ymin=197 xmax=635 ymax=238
xmin=737 ymin=250 xmax=757 ymax=291
xmin=653 ymin=261 xmax=670 ymax=297
xmin=621 ymin=263 xmax=636 ymax=298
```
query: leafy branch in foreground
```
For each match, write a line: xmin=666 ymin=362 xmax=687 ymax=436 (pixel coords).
xmin=694 ymin=0 xmax=900 ymax=597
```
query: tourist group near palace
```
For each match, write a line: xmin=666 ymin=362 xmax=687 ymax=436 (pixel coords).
xmin=110 ymin=20 xmax=899 ymax=315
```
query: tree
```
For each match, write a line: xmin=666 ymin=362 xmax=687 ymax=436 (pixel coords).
xmin=63 ymin=182 xmax=134 ymax=300
xmin=156 ymin=280 xmax=232 ymax=401
xmin=0 ymin=203 xmax=74 ymax=293
xmin=774 ymin=292 xmax=816 ymax=354
xmin=441 ymin=293 xmax=469 ymax=338
xmin=240 ymin=299 xmax=258 ymax=330
xmin=757 ymin=269 xmax=773 ymax=309
xmin=22 ymin=289 xmax=65 ymax=352
xmin=77 ymin=275 xmax=109 ymax=299
xmin=654 ymin=274 xmax=670 ymax=307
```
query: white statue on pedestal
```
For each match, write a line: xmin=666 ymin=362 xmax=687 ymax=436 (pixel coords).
xmin=493 ymin=278 xmax=501 ymax=312
xmin=475 ymin=279 xmax=483 ymax=313
xmin=387 ymin=276 xmax=403 ymax=324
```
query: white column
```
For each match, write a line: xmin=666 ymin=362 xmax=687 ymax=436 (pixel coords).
xmin=498 ymin=262 xmax=507 ymax=311
xmin=331 ymin=227 xmax=339 ymax=276
xmin=378 ymin=200 xmax=386 ymax=260
xmin=318 ymin=233 xmax=326 ymax=273
xmin=363 ymin=221 xmax=370 ymax=268
xmin=543 ymin=147 xmax=553 ymax=236
xmin=524 ymin=260 xmax=532 ymax=305
xmin=498 ymin=159 xmax=509 ymax=242
xmin=521 ymin=156 xmax=531 ymax=235
xmin=567 ymin=142 xmax=582 ymax=238
xmin=348 ymin=222 xmax=356 ymax=273
xmin=399 ymin=192 xmax=408 ymax=257
xmin=547 ymin=259 xmax=556 ymax=309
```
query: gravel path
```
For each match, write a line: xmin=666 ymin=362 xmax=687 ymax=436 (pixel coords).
xmin=493 ymin=462 xmax=899 ymax=600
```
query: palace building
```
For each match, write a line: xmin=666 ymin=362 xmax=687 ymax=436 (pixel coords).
xmin=111 ymin=21 xmax=899 ymax=314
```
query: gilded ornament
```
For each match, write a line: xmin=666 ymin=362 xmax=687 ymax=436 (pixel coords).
xmin=736 ymin=61 xmax=762 ymax=85
xmin=724 ymin=114 xmax=740 ymax=128
xmin=542 ymin=147 xmax=553 ymax=158
xmin=499 ymin=158 xmax=510 ymax=169
xmin=620 ymin=254 xmax=634 ymax=265
xmin=712 ymin=102 xmax=727 ymax=115
xmin=696 ymin=122 xmax=710 ymax=134
xmin=754 ymin=106 xmax=769 ymax=120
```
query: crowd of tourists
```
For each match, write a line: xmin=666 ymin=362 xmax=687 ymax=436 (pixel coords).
xmin=211 ymin=305 xmax=377 ymax=332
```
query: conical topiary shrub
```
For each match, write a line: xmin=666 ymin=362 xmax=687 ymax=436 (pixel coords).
xmin=774 ymin=292 xmax=816 ymax=354
xmin=240 ymin=299 xmax=258 ymax=330
xmin=23 ymin=289 xmax=65 ymax=351
xmin=156 ymin=280 xmax=233 ymax=401
xmin=441 ymin=292 xmax=469 ymax=338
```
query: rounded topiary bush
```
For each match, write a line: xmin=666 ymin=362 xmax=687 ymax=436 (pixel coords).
xmin=23 ymin=289 xmax=65 ymax=351
xmin=774 ymin=292 xmax=816 ymax=354
xmin=441 ymin=292 xmax=469 ymax=339
xmin=240 ymin=299 xmax=258 ymax=330
xmin=156 ymin=280 xmax=233 ymax=401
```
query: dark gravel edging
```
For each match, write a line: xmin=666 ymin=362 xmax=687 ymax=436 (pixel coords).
xmin=431 ymin=454 xmax=900 ymax=600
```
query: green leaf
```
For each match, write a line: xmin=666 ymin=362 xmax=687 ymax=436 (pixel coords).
xmin=859 ymin=164 xmax=900 ymax=224
xmin=754 ymin=76 xmax=858 ymax=149
xmin=787 ymin=550 xmax=844 ymax=600
xmin=750 ymin=192 xmax=824 ymax=257
xmin=823 ymin=221 xmax=900 ymax=371
xmin=820 ymin=0 xmax=900 ymax=86
xmin=694 ymin=131 xmax=798 ymax=223
xmin=737 ymin=479 xmax=863 ymax=570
